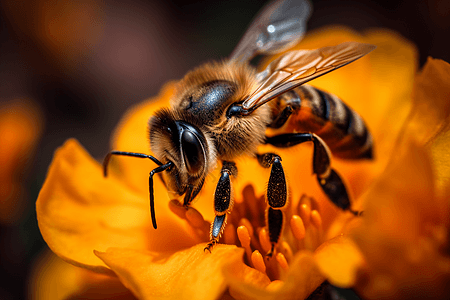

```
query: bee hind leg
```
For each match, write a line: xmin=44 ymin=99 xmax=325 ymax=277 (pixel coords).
xmin=205 ymin=161 xmax=237 ymax=252
xmin=265 ymin=133 xmax=361 ymax=216
xmin=257 ymin=153 xmax=287 ymax=258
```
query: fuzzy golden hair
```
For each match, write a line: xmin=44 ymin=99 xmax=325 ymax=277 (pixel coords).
xmin=170 ymin=60 xmax=272 ymax=160
xmin=171 ymin=60 xmax=256 ymax=109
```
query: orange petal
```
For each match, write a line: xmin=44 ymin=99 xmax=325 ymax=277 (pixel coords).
xmin=29 ymin=250 xmax=134 ymax=300
xmin=351 ymin=136 xmax=441 ymax=296
xmin=314 ymin=235 xmax=364 ymax=288
xmin=94 ymin=244 xmax=244 ymax=300
xmin=406 ymin=58 xmax=450 ymax=145
xmin=37 ymin=139 xmax=200 ymax=273
xmin=357 ymin=136 xmax=436 ymax=242
xmin=411 ymin=59 xmax=450 ymax=196
xmin=226 ymin=251 xmax=324 ymax=300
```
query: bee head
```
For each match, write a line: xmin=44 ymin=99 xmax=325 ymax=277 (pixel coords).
xmin=149 ymin=108 xmax=215 ymax=204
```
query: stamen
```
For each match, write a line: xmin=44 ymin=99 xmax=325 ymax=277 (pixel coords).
xmin=185 ymin=207 xmax=205 ymax=228
xmin=290 ymin=215 xmax=306 ymax=241
xmin=276 ymin=253 xmax=289 ymax=271
xmin=223 ymin=223 xmax=237 ymax=245
xmin=251 ymin=250 xmax=266 ymax=274
xmin=239 ymin=218 xmax=254 ymax=238
xmin=311 ymin=210 xmax=322 ymax=228
xmin=168 ymin=199 xmax=187 ymax=219
xmin=266 ymin=280 xmax=284 ymax=291
xmin=237 ymin=225 xmax=252 ymax=262
xmin=299 ymin=204 xmax=311 ymax=227
xmin=258 ymin=227 xmax=272 ymax=254
xmin=280 ymin=241 xmax=293 ymax=262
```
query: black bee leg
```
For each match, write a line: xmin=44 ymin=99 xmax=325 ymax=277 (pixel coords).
xmin=266 ymin=133 xmax=360 ymax=215
xmin=268 ymin=105 xmax=293 ymax=129
xmin=205 ymin=161 xmax=237 ymax=252
xmin=102 ymin=150 xmax=173 ymax=229
xmin=148 ymin=162 xmax=173 ymax=229
xmin=257 ymin=153 xmax=287 ymax=258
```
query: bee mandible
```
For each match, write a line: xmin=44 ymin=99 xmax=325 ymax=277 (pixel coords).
xmin=103 ymin=0 xmax=374 ymax=256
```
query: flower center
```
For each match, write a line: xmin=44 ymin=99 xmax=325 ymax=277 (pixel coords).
xmin=226 ymin=185 xmax=325 ymax=281
xmin=170 ymin=184 xmax=325 ymax=282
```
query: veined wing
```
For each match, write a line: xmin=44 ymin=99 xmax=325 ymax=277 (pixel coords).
xmin=242 ymin=42 xmax=376 ymax=111
xmin=230 ymin=0 xmax=312 ymax=63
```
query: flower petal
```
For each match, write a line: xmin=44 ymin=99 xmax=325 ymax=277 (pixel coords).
xmin=314 ymin=235 xmax=364 ymax=288
xmin=406 ymin=58 xmax=450 ymax=145
xmin=410 ymin=59 xmax=450 ymax=195
xmin=37 ymin=139 xmax=200 ymax=273
xmin=226 ymin=251 xmax=324 ymax=300
xmin=29 ymin=250 xmax=135 ymax=300
xmin=94 ymin=244 xmax=244 ymax=300
xmin=351 ymin=136 xmax=450 ymax=298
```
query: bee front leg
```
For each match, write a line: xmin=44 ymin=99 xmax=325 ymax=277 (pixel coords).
xmin=257 ymin=153 xmax=287 ymax=258
xmin=266 ymin=133 xmax=360 ymax=216
xmin=205 ymin=161 xmax=237 ymax=252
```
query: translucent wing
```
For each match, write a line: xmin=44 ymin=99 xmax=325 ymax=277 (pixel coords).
xmin=242 ymin=42 xmax=376 ymax=111
xmin=230 ymin=0 xmax=312 ymax=63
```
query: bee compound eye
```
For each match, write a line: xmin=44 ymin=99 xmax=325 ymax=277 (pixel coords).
xmin=181 ymin=130 xmax=205 ymax=174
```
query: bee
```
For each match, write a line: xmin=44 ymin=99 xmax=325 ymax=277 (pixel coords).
xmin=103 ymin=0 xmax=374 ymax=255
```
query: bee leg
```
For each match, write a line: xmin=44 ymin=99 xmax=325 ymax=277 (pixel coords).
xmin=266 ymin=133 xmax=360 ymax=215
xmin=268 ymin=105 xmax=293 ymax=129
xmin=102 ymin=151 xmax=174 ymax=229
xmin=205 ymin=161 xmax=237 ymax=252
xmin=257 ymin=153 xmax=287 ymax=258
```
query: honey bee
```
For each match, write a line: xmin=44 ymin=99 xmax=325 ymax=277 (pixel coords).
xmin=103 ymin=0 xmax=374 ymax=255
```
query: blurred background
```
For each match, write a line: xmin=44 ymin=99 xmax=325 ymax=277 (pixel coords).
xmin=0 ymin=0 xmax=448 ymax=299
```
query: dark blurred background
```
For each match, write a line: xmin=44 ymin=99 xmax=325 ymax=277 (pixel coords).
xmin=0 ymin=0 xmax=448 ymax=299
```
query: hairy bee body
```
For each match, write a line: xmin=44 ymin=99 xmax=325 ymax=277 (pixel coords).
xmin=268 ymin=85 xmax=373 ymax=159
xmin=103 ymin=0 xmax=376 ymax=253
xmin=164 ymin=61 xmax=271 ymax=161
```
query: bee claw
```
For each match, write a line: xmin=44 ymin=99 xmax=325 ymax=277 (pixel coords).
xmin=204 ymin=241 xmax=217 ymax=253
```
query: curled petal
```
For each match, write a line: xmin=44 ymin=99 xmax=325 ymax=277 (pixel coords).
xmin=226 ymin=251 xmax=324 ymax=300
xmin=406 ymin=58 xmax=450 ymax=145
xmin=314 ymin=235 xmax=364 ymax=288
xmin=95 ymin=244 xmax=244 ymax=300
xmin=351 ymin=136 xmax=450 ymax=299
xmin=411 ymin=59 xmax=450 ymax=195
xmin=37 ymin=139 xmax=200 ymax=273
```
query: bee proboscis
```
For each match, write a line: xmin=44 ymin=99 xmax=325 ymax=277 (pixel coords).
xmin=103 ymin=0 xmax=374 ymax=255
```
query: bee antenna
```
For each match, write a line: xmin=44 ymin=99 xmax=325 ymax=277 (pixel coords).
xmin=149 ymin=161 xmax=173 ymax=229
xmin=103 ymin=151 xmax=164 ymax=177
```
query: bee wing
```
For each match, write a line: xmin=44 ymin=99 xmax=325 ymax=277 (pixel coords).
xmin=230 ymin=0 xmax=312 ymax=63
xmin=242 ymin=42 xmax=376 ymax=111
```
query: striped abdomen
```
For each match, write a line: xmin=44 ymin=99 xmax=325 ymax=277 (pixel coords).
xmin=268 ymin=85 xmax=373 ymax=159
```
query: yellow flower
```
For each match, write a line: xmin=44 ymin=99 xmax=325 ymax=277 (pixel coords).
xmin=35 ymin=26 xmax=450 ymax=299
